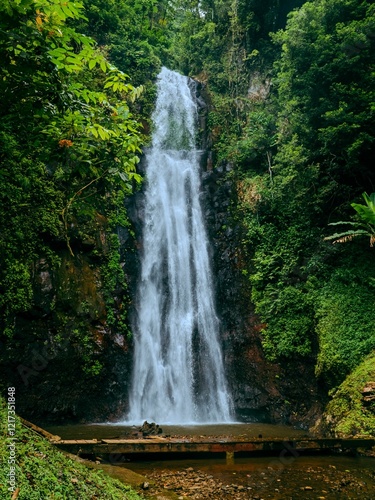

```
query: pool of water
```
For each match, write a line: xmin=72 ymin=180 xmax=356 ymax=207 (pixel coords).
xmin=44 ymin=422 xmax=310 ymax=440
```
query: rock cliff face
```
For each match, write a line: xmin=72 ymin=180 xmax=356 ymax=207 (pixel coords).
xmin=193 ymin=77 xmax=323 ymax=428
xmin=3 ymin=213 xmax=134 ymax=423
xmin=200 ymin=163 xmax=323 ymax=428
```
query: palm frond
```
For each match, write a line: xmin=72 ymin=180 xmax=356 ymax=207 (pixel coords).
xmin=324 ymin=229 xmax=369 ymax=243
xmin=325 ymin=193 xmax=375 ymax=247
xmin=327 ymin=221 xmax=367 ymax=228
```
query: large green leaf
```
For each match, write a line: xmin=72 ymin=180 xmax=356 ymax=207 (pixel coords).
xmin=351 ymin=192 xmax=375 ymax=226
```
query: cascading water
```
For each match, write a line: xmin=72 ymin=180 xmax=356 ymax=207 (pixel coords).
xmin=127 ymin=67 xmax=233 ymax=424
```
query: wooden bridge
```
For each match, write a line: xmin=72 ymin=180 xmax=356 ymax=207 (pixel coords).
xmin=21 ymin=418 xmax=375 ymax=459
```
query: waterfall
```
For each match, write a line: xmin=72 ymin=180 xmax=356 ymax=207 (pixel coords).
xmin=127 ymin=67 xmax=233 ymax=424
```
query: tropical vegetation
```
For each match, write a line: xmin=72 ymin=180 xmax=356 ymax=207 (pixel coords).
xmin=0 ymin=6 xmax=374 ymax=497
xmin=0 ymin=397 xmax=142 ymax=499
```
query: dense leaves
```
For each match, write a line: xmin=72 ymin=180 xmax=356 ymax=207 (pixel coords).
xmin=72 ymin=0 xmax=173 ymax=125
xmin=75 ymin=0 xmax=171 ymax=81
xmin=243 ymin=0 xmax=375 ymax=386
xmin=174 ymin=0 xmax=375 ymax=394
xmin=251 ymin=0 xmax=375 ymax=368
xmin=0 ymin=1 xmax=143 ymax=338
xmin=315 ymin=258 xmax=375 ymax=384
xmin=273 ymin=0 xmax=375 ymax=203
xmin=317 ymin=351 xmax=375 ymax=437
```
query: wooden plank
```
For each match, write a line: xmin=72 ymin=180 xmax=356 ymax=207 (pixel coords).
xmin=20 ymin=417 xmax=61 ymax=442
xmin=57 ymin=439 xmax=99 ymax=444
xmin=102 ymin=439 xmax=154 ymax=444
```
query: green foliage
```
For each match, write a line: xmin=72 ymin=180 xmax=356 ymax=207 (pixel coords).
xmin=102 ymin=234 xmax=126 ymax=326
xmin=0 ymin=398 xmax=142 ymax=498
xmin=353 ymin=192 xmax=375 ymax=226
xmin=99 ymin=190 xmax=134 ymax=338
xmin=0 ymin=0 xmax=143 ymax=334
xmin=319 ymin=351 xmax=375 ymax=437
xmin=243 ymin=215 xmax=322 ymax=359
xmin=230 ymin=0 xmax=375 ymax=374
xmin=272 ymin=0 xmax=375 ymax=195
xmin=257 ymin=285 xmax=315 ymax=359
xmin=315 ymin=260 xmax=375 ymax=385
xmin=325 ymin=192 xmax=375 ymax=246
xmin=73 ymin=0 xmax=174 ymax=128
xmin=58 ymin=0 xmax=172 ymax=153
xmin=170 ymin=0 xmax=300 ymax=85
xmin=173 ymin=0 xmax=375 ymax=405
xmin=70 ymin=326 xmax=105 ymax=377
xmin=209 ymin=97 xmax=277 ymax=170
xmin=0 ymin=130 xmax=62 ymax=335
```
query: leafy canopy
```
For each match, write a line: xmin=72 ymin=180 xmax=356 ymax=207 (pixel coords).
xmin=0 ymin=0 xmax=144 ymax=333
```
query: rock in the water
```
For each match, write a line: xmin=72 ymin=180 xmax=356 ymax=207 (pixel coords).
xmin=139 ymin=420 xmax=163 ymax=436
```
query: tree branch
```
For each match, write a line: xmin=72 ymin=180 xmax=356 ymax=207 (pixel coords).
xmin=61 ymin=169 xmax=109 ymax=256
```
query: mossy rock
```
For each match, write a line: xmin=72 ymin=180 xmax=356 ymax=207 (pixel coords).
xmin=315 ymin=351 xmax=375 ymax=437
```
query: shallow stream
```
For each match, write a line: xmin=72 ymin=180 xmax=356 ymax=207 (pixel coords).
xmin=44 ymin=423 xmax=375 ymax=499
xmin=128 ymin=454 xmax=375 ymax=499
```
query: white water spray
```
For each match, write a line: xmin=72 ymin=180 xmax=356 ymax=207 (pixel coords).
xmin=127 ymin=67 xmax=233 ymax=424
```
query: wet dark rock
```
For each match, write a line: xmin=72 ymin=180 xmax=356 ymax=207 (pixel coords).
xmin=139 ymin=420 xmax=163 ymax=436
xmin=32 ymin=259 xmax=55 ymax=315
xmin=201 ymin=163 xmax=323 ymax=428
